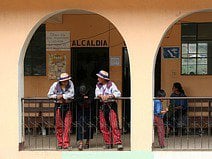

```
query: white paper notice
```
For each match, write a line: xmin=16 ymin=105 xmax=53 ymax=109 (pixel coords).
xmin=46 ymin=31 xmax=70 ymax=51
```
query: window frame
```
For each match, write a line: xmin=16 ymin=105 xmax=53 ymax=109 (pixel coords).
xmin=181 ymin=22 xmax=212 ymax=75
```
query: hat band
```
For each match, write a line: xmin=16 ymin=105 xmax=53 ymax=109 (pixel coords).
xmin=59 ymin=76 xmax=70 ymax=81
xmin=98 ymin=72 xmax=109 ymax=79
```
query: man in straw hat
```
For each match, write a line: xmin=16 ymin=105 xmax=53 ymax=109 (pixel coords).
xmin=48 ymin=73 xmax=74 ymax=150
xmin=95 ymin=70 xmax=123 ymax=151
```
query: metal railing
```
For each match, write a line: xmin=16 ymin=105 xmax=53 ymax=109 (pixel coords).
xmin=153 ymin=97 xmax=212 ymax=150
xmin=21 ymin=97 xmax=131 ymax=151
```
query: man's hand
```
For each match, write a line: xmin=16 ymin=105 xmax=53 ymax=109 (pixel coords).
xmin=99 ymin=94 xmax=115 ymax=101
xmin=57 ymin=94 xmax=63 ymax=99
xmin=161 ymin=107 xmax=168 ymax=114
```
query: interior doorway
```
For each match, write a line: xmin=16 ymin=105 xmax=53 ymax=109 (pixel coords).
xmin=71 ymin=47 xmax=109 ymax=133
xmin=71 ymin=47 xmax=109 ymax=90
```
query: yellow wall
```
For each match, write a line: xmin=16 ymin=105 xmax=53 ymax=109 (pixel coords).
xmin=24 ymin=14 xmax=124 ymax=127
xmin=161 ymin=12 xmax=212 ymax=97
xmin=25 ymin=14 xmax=124 ymax=97
xmin=0 ymin=0 xmax=211 ymax=159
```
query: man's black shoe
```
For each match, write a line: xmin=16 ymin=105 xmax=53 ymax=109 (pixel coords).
xmin=117 ymin=144 xmax=124 ymax=151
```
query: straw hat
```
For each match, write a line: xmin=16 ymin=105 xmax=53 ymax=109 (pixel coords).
xmin=96 ymin=70 xmax=109 ymax=80
xmin=58 ymin=73 xmax=71 ymax=82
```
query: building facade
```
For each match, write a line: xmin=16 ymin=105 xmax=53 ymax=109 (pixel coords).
xmin=0 ymin=0 xmax=212 ymax=159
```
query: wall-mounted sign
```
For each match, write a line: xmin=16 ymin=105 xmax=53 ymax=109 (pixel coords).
xmin=110 ymin=56 xmax=121 ymax=66
xmin=71 ymin=39 xmax=108 ymax=47
xmin=46 ymin=31 xmax=70 ymax=51
xmin=162 ymin=46 xmax=180 ymax=59
xmin=48 ymin=54 xmax=66 ymax=79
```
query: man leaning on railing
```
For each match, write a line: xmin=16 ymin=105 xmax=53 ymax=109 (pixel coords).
xmin=95 ymin=70 xmax=123 ymax=151
xmin=47 ymin=73 xmax=74 ymax=150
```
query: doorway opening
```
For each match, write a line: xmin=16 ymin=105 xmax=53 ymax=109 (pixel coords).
xmin=71 ymin=47 xmax=109 ymax=89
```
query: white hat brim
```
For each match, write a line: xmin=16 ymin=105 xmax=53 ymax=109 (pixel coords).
xmin=59 ymin=77 xmax=71 ymax=82
xmin=96 ymin=73 xmax=110 ymax=80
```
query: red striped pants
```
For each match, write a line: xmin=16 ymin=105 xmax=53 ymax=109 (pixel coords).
xmin=99 ymin=109 xmax=122 ymax=145
xmin=154 ymin=115 xmax=165 ymax=147
xmin=55 ymin=108 xmax=72 ymax=148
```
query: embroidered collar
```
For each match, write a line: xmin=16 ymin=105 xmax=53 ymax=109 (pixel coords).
xmin=55 ymin=81 xmax=71 ymax=93
xmin=97 ymin=81 xmax=112 ymax=89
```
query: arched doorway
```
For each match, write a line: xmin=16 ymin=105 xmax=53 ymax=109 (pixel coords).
xmin=20 ymin=9 xmax=131 ymax=150
xmin=153 ymin=10 xmax=212 ymax=150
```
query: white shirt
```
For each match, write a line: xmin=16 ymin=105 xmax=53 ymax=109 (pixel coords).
xmin=95 ymin=81 xmax=121 ymax=98
xmin=47 ymin=81 xmax=74 ymax=100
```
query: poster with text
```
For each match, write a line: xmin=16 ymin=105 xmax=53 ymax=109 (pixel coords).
xmin=46 ymin=31 xmax=70 ymax=51
xmin=48 ymin=54 xmax=66 ymax=79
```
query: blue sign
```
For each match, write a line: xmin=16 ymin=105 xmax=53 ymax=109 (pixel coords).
xmin=162 ymin=47 xmax=180 ymax=58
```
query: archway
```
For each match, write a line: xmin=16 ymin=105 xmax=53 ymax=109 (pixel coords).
xmin=19 ymin=9 xmax=131 ymax=150
xmin=153 ymin=10 xmax=212 ymax=150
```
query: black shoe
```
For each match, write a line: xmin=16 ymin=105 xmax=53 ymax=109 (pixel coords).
xmin=160 ymin=146 xmax=165 ymax=149
xmin=103 ymin=144 xmax=113 ymax=149
xmin=117 ymin=144 xmax=123 ymax=151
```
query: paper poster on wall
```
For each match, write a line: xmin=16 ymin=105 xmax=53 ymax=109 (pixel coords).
xmin=162 ymin=46 xmax=180 ymax=59
xmin=46 ymin=31 xmax=70 ymax=51
xmin=48 ymin=54 xmax=66 ymax=79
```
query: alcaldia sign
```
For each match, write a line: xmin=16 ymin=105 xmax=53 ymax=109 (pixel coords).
xmin=71 ymin=40 xmax=108 ymax=47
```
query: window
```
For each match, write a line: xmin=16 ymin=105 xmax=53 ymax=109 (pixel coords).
xmin=181 ymin=23 xmax=212 ymax=75
xmin=24 ymin=24 xmax=46 ymax=76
